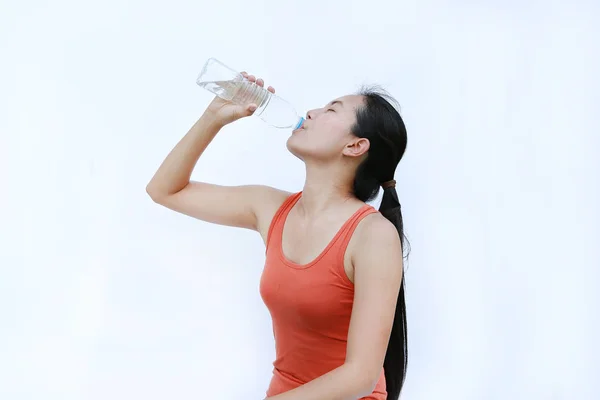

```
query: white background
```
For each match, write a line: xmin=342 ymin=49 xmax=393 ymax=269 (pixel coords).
xmin=1 ymin=0 xmax=598 ymax=399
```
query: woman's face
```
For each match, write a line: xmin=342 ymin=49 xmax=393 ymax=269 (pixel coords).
xmin=286 ymin=94 xmax=368 ymax=162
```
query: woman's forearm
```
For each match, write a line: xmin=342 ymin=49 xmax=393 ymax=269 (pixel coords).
xmin=265 ymin=363 xmax=374 ymax=400
xmin=146 ymin=113 xmax=222 ymax=199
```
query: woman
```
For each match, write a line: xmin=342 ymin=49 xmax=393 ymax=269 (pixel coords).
xmin=146 ymin=71 xmax=408 ymax=400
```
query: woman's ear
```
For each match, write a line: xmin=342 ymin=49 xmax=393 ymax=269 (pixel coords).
xmin=342 ymin=137 xmax=370 ymax=158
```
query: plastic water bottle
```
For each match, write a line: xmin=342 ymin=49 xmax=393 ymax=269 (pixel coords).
xmin=196 ymin=58 xmax=304 ymax=130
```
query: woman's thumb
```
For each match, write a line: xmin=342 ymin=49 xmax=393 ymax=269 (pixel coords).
xmin=247 ymin=103 xmax=257 ymax=115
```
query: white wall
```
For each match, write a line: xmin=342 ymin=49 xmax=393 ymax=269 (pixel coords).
xmin=1 ymin=0 xmax=598 ymax=399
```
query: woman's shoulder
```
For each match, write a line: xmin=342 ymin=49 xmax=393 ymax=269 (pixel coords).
xmin=356 ymin=211 xmax=397 ymax=238
xmin=349 ymin=210 xmax=402 ymax=256
xmin=253 ymin=186 xmax=297 ymax=243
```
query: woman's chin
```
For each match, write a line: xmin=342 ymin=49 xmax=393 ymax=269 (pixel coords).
xmin=286 ymin=137 xmax=307 ymax=160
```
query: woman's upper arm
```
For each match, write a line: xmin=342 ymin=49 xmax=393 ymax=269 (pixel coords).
xmin=345 ymin=215 xmax=404 ymax=387
xmin=149 ymin=181 xmax=290 ymax=234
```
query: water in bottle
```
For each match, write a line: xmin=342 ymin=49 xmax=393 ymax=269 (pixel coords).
xmin=196 ymin=58 xmax=304 ymax=130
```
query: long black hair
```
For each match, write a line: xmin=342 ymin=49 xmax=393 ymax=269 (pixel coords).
xmin=351 ymin=86 xmax=409 ymax=400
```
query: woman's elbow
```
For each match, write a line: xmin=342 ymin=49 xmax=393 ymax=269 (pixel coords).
xmin=347 ymin=363 xmax=381 ymax=398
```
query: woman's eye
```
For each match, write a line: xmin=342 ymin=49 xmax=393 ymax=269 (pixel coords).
xmin=327 ymin=108 xmax=335 ymax=112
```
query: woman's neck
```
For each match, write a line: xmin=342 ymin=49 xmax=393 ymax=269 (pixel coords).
xmin=298 ymin=163 xmax=358 ymax=217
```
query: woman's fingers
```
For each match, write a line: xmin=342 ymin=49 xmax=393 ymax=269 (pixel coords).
xmin=241 ymin=71 xmax=275 ymax=93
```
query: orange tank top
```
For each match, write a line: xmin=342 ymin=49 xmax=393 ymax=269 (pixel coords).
xmin=259 ymin=192 xmax=387 ymax=399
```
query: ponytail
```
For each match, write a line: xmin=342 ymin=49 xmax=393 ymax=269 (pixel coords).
xmin=378 ymin=184 xmax=408 ymax=400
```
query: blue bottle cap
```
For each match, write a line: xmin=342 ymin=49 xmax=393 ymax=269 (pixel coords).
xmin=294 ymin=117 xmax=305 ymax=130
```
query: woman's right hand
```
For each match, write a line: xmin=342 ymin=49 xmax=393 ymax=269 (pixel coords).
xmin=205 ymin=71 xmax=276 ymax=127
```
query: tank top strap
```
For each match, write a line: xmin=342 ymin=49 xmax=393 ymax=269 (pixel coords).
xmin=331 ymin=204 xmax=379 ymax=260
xmin=265 ymin=191 xmax=302 ymax=252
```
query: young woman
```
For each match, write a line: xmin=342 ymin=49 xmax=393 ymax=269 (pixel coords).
xmin=147 ymin=71 xmax=409 ymax=400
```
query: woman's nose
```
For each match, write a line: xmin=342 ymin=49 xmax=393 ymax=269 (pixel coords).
xmin=306 ymin=109 xmax=316 ymax=120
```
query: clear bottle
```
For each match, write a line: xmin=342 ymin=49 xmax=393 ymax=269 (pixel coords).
xmin=196 ymin=58 xmax=304 ymax=130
